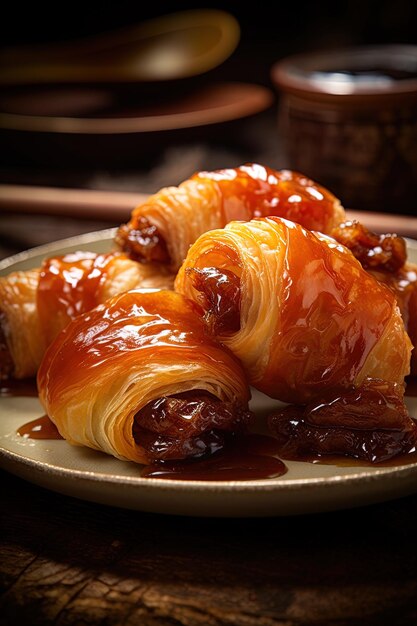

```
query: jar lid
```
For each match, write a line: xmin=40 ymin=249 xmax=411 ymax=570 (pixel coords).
xmin=271 ymin=45 xmax=417 ymax=103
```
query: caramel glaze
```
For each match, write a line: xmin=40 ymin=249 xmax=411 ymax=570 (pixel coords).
xmin=269 ymin=379 xmax=417 ymax=464
xmin=369 ymin=264 xmax=417 ymax=374
xmin=18 ymin=415 xmax=63 ymax=440
xmin=37 ymin=250 xmax=123 ymax=345
xmin=193 ymin=165 xmax=339 ymax=230
xmin=117 ymin=164 xmax=340 ymax=265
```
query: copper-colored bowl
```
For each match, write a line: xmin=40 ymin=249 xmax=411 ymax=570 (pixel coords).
xmin=271 ymin=45 xmax=417 ymax=212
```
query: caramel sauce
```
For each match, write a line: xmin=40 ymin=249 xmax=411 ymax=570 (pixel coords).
xmin=37 ymin=250 xmax=122 ymax=344
xmin=1 ymin=378 xmax=38 ymax=397
xmin=141 ymin=434 xmax=287 ymax=480
xmin=16 ymin=379 xmax=417 ymax=475
xmin=194 ymin=164 xmax=339 ymax=232
xmin=17 ymin=415 xmax=63 ymax=440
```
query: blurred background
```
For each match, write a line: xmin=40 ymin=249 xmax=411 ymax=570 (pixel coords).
xmin=0 ymin=0 xmax=416 ymax=258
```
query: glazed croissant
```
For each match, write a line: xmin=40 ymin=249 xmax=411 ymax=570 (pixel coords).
xmin=0 ymin=251 xmax=174 ymax=379
xmin=38 ymin=290 xmax=251 ymax=464
xmin=116 ymin=164 xmax=345 ymax=271
xmin=175 ymin=217 xmax=412 ymax=404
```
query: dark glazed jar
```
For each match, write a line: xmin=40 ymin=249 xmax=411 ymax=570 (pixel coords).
xmin=271 ymin=45 xmax=417 ymax=213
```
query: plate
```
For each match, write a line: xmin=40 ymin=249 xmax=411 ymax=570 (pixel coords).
xmin=1 ymin=230 xmax=417 ymax=517
xmin=0 ymin=83 xmax=273 ymax=134
xmin=0 ymin=82 xmax=273 ymax=167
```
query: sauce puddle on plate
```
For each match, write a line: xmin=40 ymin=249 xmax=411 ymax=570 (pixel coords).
xmin=15 ymin=376 xmax=417 ymax=481
xmin=141 ymin=434 xmax=287 ymax=481
xmin=17 ymin=415 xmax=63 ymax=440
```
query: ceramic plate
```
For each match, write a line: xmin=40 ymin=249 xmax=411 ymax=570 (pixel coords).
xmin=1 ymin=230 xmax=417 ymax=517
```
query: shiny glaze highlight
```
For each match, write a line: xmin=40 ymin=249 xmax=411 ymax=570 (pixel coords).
xmin=193 ymin=164 xmax=340 ymax=231
xmin=37 ymin=251 xmax=123 ymax=344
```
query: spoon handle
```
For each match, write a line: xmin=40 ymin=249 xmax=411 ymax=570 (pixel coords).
xmin=0 ymin=185 xmax=148 ymax=221
xmin=1 ymin=184 xmax=416 ymax=237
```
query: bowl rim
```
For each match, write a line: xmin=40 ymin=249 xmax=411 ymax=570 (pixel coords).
xmin=0 ymin=82 xmax=274 ymax=135
xmin=271 ymin=44 xmax=417 ymax=101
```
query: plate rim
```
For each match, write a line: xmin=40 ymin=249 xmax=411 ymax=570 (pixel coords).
xmin=0 ymin=227 xmax=118 ymax=273
xmin=2 ymin=443 xmax=417 ymax=492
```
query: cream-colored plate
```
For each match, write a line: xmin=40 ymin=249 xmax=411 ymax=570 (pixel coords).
xmin=1 ymin=229 xmax=417 ymax=517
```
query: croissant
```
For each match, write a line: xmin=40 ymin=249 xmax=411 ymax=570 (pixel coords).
xmin=0 ymin=251 xmax=174 ymax=380
xmin=116 ymin=164 xmax=345 ymax=271
xmin=175 ymin=217 xmax=412 ymax=404
xmin=38 ymin=290 xmax=251 ymax=464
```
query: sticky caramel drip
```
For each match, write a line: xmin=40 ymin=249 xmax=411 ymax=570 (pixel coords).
xmin=18 ymin=415 xmax=63 ymax=440
xmin=141 ymin=434 xmax=287 ymax=480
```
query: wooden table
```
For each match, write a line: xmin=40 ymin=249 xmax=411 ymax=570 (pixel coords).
xmin=1 ymin=470 xmax=417 ymax=625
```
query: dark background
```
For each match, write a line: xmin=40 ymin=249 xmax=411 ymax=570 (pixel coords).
xmin=3 ymin=1 xmax=417 ymax=87
xmin=0 ymin=0 xmax=416 ymax=246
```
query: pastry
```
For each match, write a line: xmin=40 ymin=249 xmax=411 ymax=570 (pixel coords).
xmin=0 ymin=251 xmax=174 ymax=379
xmin=175 ymin=216 xmax=411 ymax=403
xmin=116 ymin=164 xmax=345 ymax=271
xmin=38 ymin=290 xmax=251 ymax=463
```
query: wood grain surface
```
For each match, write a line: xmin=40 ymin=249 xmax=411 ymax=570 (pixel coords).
xmin=1 ymin=471 xmax=417 ymax=626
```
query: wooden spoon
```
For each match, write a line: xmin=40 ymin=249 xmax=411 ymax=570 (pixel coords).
xmin=0 ymin=9 xmax=240 ymax=85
